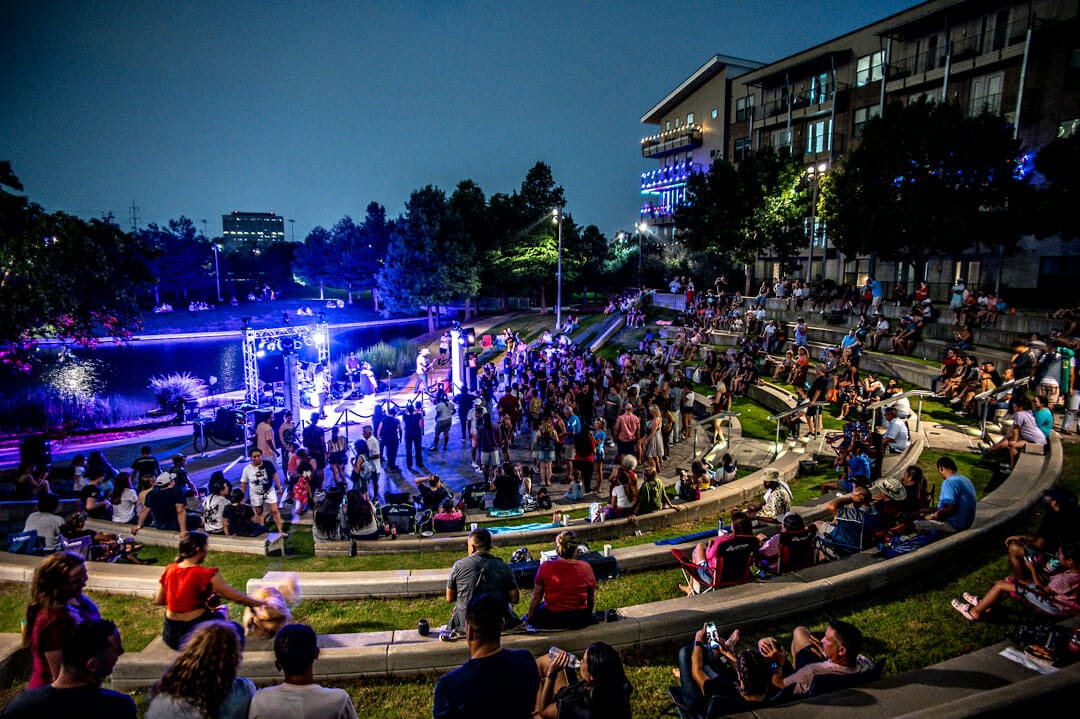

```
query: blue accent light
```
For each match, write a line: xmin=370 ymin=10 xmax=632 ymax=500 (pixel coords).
xmin=640 ymin=161 xmax=702 ymax=193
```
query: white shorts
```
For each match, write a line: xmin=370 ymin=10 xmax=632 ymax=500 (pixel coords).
xmin=249 ymin=486 xmax=279 ymax=508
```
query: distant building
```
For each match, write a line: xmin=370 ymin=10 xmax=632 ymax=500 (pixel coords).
xmin=222 ymin=211 xmax=285 ymax=245
xmin=642 ymin=0 xmax=1080 ymax=301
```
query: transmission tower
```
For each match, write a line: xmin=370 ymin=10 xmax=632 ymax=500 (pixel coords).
xmin=129 ymin=201 xmax=140 ymax=233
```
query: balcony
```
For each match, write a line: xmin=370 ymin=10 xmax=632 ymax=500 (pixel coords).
xmin=641 ymin=124 xmax=703 ymax=158
xmin=640 ymin=161 xmax=703 ymax=194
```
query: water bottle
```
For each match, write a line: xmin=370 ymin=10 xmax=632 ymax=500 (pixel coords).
xmin=548 ymin=646 xmax=582 ymax=669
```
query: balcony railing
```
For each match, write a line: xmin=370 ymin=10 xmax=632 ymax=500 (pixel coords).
xmin=887 ymin=17 xmax=1030 ymax=82
xmin=640 ymin=161 xmax=703 ymax=193
xmin=641 ymin=124 xmax=703 ymax=158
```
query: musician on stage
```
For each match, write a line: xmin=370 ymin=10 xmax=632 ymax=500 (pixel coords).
xmin=345 ymin=351 xmax=361 ymax=391
xmin=414 ymin=348 xmax=432 ymax=404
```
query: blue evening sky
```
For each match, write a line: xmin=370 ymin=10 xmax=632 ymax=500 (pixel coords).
xmin=1 ymin=0 xmax=918 ymax=241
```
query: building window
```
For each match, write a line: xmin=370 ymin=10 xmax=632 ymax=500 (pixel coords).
xmin=686 ymin=112 xmax=694 ymax=125
xmin=674 ymin=116 xmax=681 ymax=128
xmin=735 ymin=95 xmax=755 ymax=122
xmin=806 ymin=120 xmax=831 ymax=154
xmin=734 ymin=137 xmax=751 ymax=162
xmin=665 ymin=120 xmax=671 ymax=131
xmin=924 ymin=34 xmax=939 ymax=71
xmin=856 ymin=50 xmax=884 ymax=86
xmin=711 ymin=107 xmax=718 ymax=119
xmin=768 ymin=128 xmax=791 ymax=149
xmin=969 ymin=73 xmax=1003 ymax=115
xmin=852 ymin=105 xmax=880 ymax=137
xmin=809 ymin=72 xmax=831 ymax=105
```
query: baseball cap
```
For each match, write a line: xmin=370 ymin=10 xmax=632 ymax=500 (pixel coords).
xmin=155 ymin=472 xmax=175 ymax=487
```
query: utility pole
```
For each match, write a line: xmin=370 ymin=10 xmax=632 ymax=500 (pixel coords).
xmin=129 ymin=201 xmax=140 ymax=233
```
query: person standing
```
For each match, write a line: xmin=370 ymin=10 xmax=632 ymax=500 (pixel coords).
xmin=344 ymin=351 xmax=360 ymax=392
xmin=379 ymin=407 xmax=402 ymax=473
xmin=249 ymin=623 xmax=358 ymax=719
xmin=1 ymin=619 xmax=135 ymax=718
xmin=313 ymin=364 xmax=331 ymax=420
xmin=612 ymin=403 xmax=640 ymax=464
xmin=414 ymin=348 xmax=432 ymax=403
xmin=302 ymin=412 xmax=327 ymax=487
xmin=403 ymin=402 xmax=425 ymax=471
xmin=256 ymin=413 xmax=277 ymax=460
xmin=432 ymin=392 xmax=455 ymax=451
xmin=359 ymin=425 xmax=381 ymax=499
xmin=239 ymin=449 xmax=286 ymax=534
xmin=432 ymin=594 xmax=538 ymax=719
xmin=129 ymin=446 xmax=161 ymax=482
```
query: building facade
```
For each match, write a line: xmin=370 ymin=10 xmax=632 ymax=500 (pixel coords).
xmin=222 ymin=211 xmax=286 ymax=246
xmin=642 ymin=0 xmax=1080 ymax=302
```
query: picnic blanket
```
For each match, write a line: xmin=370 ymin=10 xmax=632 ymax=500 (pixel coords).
xmin=488 ymin=508 xmax=525 ymax=518
xmin=655 ymin=529 xmax=718 ymax=545
xmin=488 ymin=522 xmax=560 ymax=535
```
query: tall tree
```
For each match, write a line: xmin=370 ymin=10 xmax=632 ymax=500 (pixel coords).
xmin=819 ymin=99 xmax=1028 ymax=265
xmin=1 ymin=166 xmax=150 ymax=368
xmin=329 ymin=215 xmax=363 ymax=304
xmin=1032 ymin=132 xmax=1080 ymax=241
xmin=449 ymin=180 xmax=489 ymax=318
xmin=293 ymin=226 xmax=334 ymax=299
xmin=675 ymin=147 xmax=807 ymax=289
xmin=355 ymin=202 xmax=393 ymax=310
xmin=378 ymin=186 xmax=479 ymax=333
xmin=136 ymin=216 xmax=212 ymax=305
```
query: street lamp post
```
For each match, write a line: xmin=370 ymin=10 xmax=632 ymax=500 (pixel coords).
xmin=636 ymin=221 xmax=648 ymax=289
xmin=553 ymin=207 xmax=564 ymax=331
xmin=805 ymin=163 xmax=828 ymax=282
xmin=212 ymin=243 xmax=223 ymax=302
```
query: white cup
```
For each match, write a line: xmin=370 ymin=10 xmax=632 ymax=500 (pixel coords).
xmin=603 ymin=544 xmax=612 ymax=557
xmin=470 ymin=522 xmax=478 ymax=531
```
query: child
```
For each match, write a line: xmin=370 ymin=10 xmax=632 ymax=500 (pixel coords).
xmin=201 ymin=474 xmax=232 ymax=535
xmin=224 ymin=489 xmax=268 ymax=537
xmin=952 ymin=543 xmax=1080 ymax=621
xmin=565 ymin=471 xmax=585 ymax=501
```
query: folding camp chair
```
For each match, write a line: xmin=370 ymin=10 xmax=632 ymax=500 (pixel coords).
xmin=60 ymin=534 xmax=125 ymax=563
xmin=672 ymin=536 xmax=760 ymax=595
xmin=816 ymin=513 xmax=877 ymax=562
xmin=5 ymin=530 xmax=44 ymax=555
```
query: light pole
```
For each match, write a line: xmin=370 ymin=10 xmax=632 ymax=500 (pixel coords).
xmin=212 ymin=243 xmax=223 ymax=302
xmin=636 ymin=221 xmax=648 ymax=289
xmin=553 ymin=206 xmax=564 ymax=331
xmin=805 ymin=163 xmax=827 ymax=282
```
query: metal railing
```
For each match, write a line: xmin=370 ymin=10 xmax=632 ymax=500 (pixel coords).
xmin=687 ymin=410 xmax=742 ymax=460
xmin=768 ymin=402 xmax=827 ymax=459
xmin=865 ymin=389 xmax=934 ymax=433
xmin=972 ymin=376 xmax=1030 ymax=439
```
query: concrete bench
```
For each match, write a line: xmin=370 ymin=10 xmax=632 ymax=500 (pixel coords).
xmin=84 ymin=518 xmax=287 ymax=556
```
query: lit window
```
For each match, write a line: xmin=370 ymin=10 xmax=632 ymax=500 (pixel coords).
xmin=806 ymin=120 xmax=831 ymax=154
xmin=856 ymin=50 xmax=884 ymax=86
xmin=665 ymin=120 xmax=671 ymax=131
xmin=686 ymin=112 xmax=694 ymax=125
xmin=674 ymin=117 xmax=681 ymax=128
xmin=711 ymin=108 xmax=718 ymax=119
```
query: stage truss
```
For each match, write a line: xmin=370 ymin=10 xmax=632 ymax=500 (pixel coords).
xmin=242 ymin=322 xmax=330 ymax=405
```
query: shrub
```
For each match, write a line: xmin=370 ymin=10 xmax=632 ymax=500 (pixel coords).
xmin=149 ymin=372 xmax=208 ymax=409
xmin=351 ymin=339 xmax=418 ymax=380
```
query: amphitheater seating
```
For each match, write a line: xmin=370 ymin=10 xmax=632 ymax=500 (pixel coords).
xmin=83 ymin=518 xmax=287 ymax=556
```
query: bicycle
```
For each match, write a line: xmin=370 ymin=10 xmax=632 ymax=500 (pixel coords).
xmin=192 ymin=407 xmax=245 ymax=452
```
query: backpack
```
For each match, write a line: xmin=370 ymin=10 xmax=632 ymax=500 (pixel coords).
xmin=536 ymin=492 xmax=553 ymax=510
xmin=679 ymin=480 xmax=701 ymax=502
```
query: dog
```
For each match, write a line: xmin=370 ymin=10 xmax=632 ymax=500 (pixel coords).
xmin=242 ymin=577 xmax=299 ymax=639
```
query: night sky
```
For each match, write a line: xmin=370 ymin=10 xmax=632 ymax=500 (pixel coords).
xmin=1 ymin=1 xmax=918 ymax=241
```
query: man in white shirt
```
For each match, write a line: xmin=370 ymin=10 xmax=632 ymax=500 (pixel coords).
xmin=249 ymin=623 xmax=358 ymax=719
xmin=882 ymin=407 xmax=910 ymax=453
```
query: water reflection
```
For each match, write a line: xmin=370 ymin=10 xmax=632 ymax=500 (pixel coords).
xmin=44 ymin=356 xmax=104 ymax=403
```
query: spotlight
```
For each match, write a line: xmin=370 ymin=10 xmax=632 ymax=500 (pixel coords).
xmin=280 ymin=337 xmax=296 ymax=355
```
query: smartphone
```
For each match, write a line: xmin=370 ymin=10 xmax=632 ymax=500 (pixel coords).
xmin=704 ymin=622 xmax=720 ymax=648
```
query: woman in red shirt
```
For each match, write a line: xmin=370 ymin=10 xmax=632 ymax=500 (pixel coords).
xmin=24 ymin=552 xmax=100 ymax=688
xmin=526 ymin=530 xmax=598 ymax=629
xmin=155 ymin=531 xmax=264 ymax=649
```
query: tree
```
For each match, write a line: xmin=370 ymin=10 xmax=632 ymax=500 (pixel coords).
xmin=329 ymin=215 xmax=364 ymax=304
xmin=819 ymin=99 xmax=1028 ymax=267
xmin=136 ymin=216 xmax=212 ymax=305
xmin=1032 ymin=132 xmax=1080 ymax=241
xmin=1 ymin=165 xmax=150 ymax=369
xmin=354 ymin=202 xmax=393 ymax=310
xmin=378 ymin=186 xmax=479 ymax=333
xmin=675 ymin=147 xmax=807 ymax=289
xmin=293 ymin=226 xmax=335 ymax=299
xmin=449 ymin=180 xmax=489 ymax=318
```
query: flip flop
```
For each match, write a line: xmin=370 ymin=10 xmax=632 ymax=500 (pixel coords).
xmin=962 ymin=592 xmax=981 ymax=606
xmin=951 ymin=598 xmax=976 ymax=621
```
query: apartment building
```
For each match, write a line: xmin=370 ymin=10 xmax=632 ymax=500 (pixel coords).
xmin=642 ymin=0 xmax=1080 ymax=301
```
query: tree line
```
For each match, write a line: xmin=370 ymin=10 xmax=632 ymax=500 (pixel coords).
xmin=675 ymin=98 xmax=1080 ymax=284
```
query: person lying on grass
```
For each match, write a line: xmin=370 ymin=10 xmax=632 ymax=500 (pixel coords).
xmin=951 ymin=542 xmax=1080 ymax=621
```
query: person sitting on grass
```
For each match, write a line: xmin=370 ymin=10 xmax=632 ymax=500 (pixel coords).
xmin=1003 ymin=488 xmax=1080 ymax=586
xmin=312 ymin=486 xmax=347 ymax=543
xmin=633 ymin=467 xmax=679 ymax=518
xmin=952 ymin=542 xmax=1080 ymax=621
xmin=248 ymin=623 xmax=358 ymax=719
xmin=223 ymin=489 xmax=267 ymax=537
xmin=535 ymin=641 xmax=633 ymax=719
xmin=746 ymin=469 xmax=792 ymax=524
xmin=343 ymin=489 xmax=381 ymax=540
